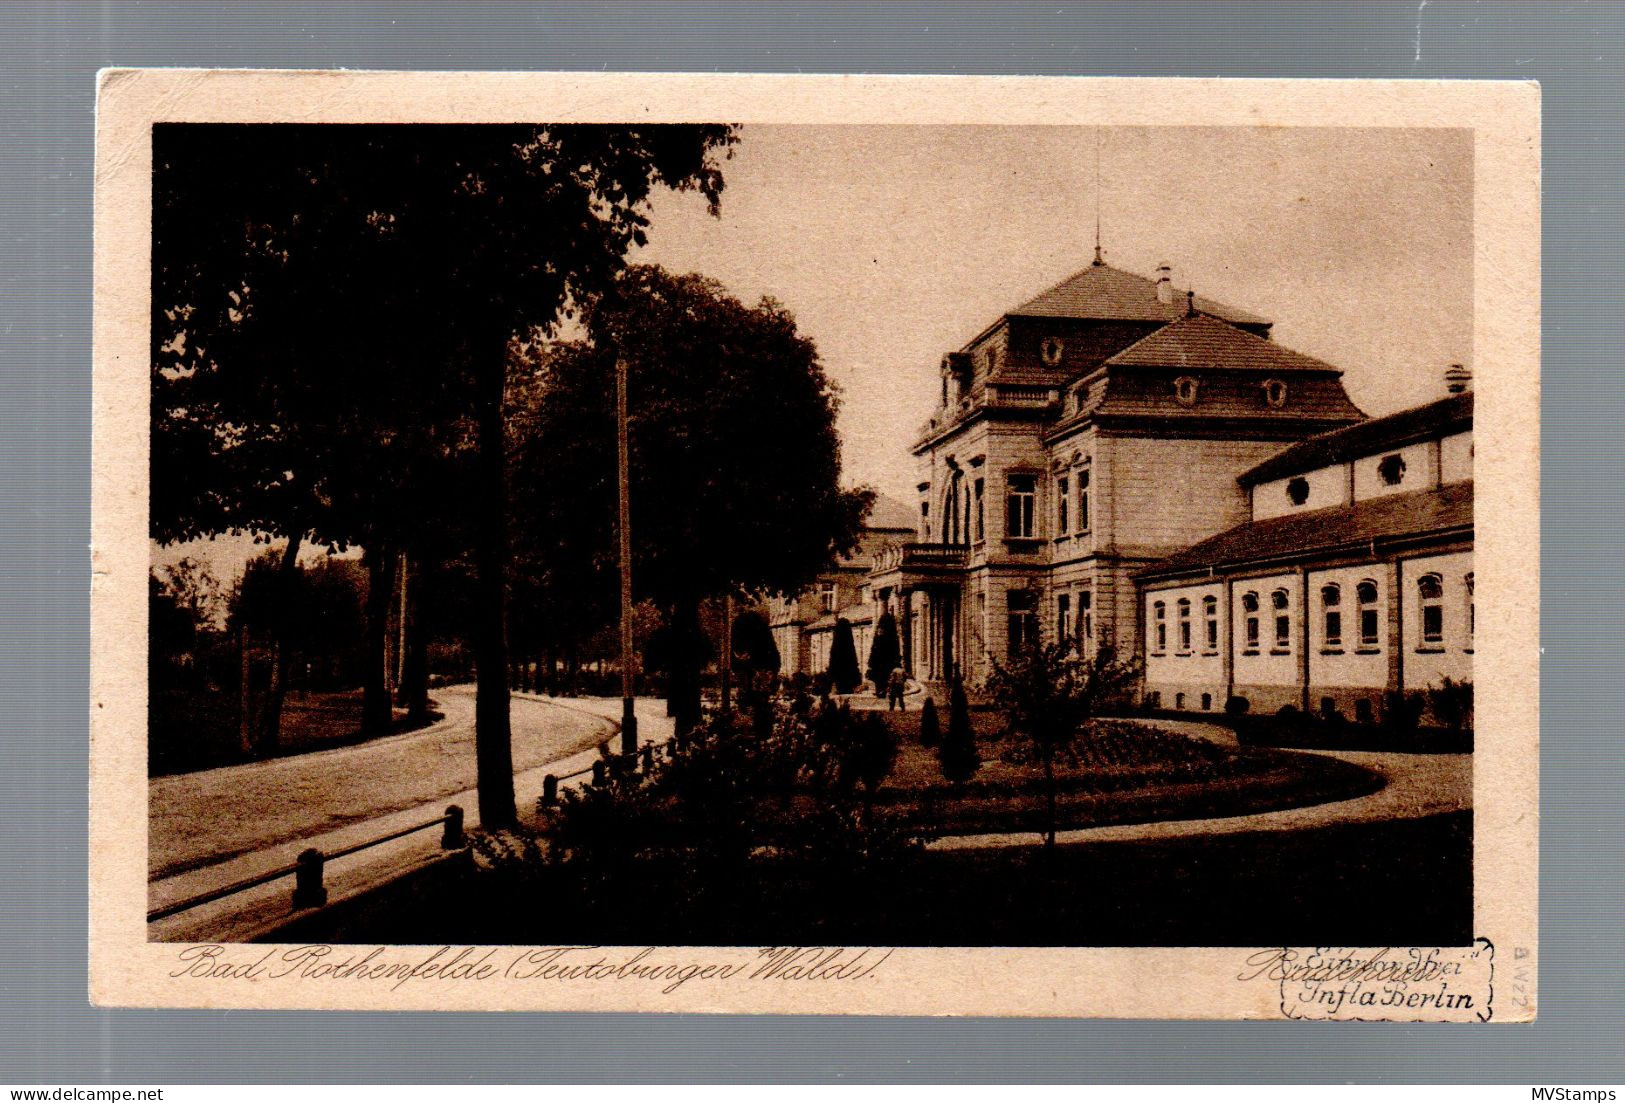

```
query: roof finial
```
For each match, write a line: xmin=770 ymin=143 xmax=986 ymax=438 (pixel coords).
xmin=1092 ymin=128 xmax=1105 ymax=266
xmin=1186 ymin=289 xmax=1197 ymax=317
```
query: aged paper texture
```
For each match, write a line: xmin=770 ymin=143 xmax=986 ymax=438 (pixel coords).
xmin=92 ymin=71 xmax=1539 ymax=1017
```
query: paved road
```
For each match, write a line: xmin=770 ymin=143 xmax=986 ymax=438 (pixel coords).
xmin=149 ymin=685 xmax=623 ymax=881
xmin=148 ymin=689 xmax=674 ymax=941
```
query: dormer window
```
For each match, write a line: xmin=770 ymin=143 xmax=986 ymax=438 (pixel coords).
xmin=1173 ymin=376 xmax=1201 ymax=406
xmin=1286 ymin=477 xmax=1310 ymax=506
xmin=1040 ymin=337 xmax=1065 ymax=366
xmin=1378 ymin=454 xmax=1407 ymax=486
xmin=1262 ymin=379 xmax=1289 ymax=408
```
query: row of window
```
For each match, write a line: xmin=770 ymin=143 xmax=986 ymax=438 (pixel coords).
xmin=927 ymin=467 xmax=1093 ymax=544
xmin=1151 ymin=573 xmax=1473 ymax=656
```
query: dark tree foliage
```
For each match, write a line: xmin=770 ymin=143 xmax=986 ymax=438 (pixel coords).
xmin=510 ymin=265 xmax=872 ymax=731
xmin=937 ymin=680 xmax=982 ymax=788
xmin=828 ymin=618 xmax=862 ymax=695
xmin=866 ymin=610 xmax=901 ymax=696
xmin=730 ymin=609 xmax=781 ymax=675
xmin=152 ymin=124 xmax=736 ymax=823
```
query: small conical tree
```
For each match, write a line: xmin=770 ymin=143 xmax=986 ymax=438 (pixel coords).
xmin=828 ymin=617 xmax=861 ymax=694
xmin=938 ymin=680 xmax=981 ymax=786
xmin=866 ymin=610 xmax=901 ymax=696
xmin=918 ymin=696 xmax=941 ymax=747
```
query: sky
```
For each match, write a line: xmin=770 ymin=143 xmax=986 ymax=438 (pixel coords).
xmin=634 ymin=123 xmax=1474 ymax=505
xmin=157 ymin=123 xmax=1472 ymax=585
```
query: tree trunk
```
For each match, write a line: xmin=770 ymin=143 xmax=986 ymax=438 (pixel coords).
xmin=399 ymin=554 xmax=431 ymax=724
xmin=256 ymin=527 xmax=303 ymax=757
xmin=361 ymin=547 xmax=397 ymax=736
xmin=1043 ymin=751 xmax=1057 ymax=850
xmin=666 ymin=595 xmax=704 ymax=738
xmin=471 ymin=359 xmax=517 ymax=828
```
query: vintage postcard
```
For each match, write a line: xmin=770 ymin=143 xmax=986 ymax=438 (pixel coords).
xmin=91 ymin=71 xmax=1540 ymax=1017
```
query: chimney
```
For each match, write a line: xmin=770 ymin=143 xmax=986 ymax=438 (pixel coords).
xmin=1444 ymin=363 xmax=1472 ymax=394
xmin=1155 ymin=264 xmax=1173 ymax=304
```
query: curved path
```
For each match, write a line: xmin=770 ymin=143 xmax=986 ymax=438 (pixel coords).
xmin=147 ymin=688 xmax=673 ymax=942
xmin=928 ymin=717 xmax=1471 ymax=851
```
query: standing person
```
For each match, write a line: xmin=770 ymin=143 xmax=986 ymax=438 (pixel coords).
xmin=887 ymin=664 xmax=907 ymax=711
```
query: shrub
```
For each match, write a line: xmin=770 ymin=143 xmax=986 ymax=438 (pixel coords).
xmin=1224 ymin=695 xmax=1250 ymax=716
xmin=828 ymin=618 xmax=861 ymax=694
xmin=918 ymin=697 xmax=941 ymax=747
xmin=866 ymin=611 xmax=902 ymax=697
xmin=1426 ymin=678 xmax=1474 ymax=733
xmin=937 ymin=681 xmax=981 ymax=787
xmin=1382 ymin=690 xmax=1427 ymax=736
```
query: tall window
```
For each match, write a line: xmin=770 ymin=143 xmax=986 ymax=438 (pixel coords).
xmin=1176 ymin=598 xmax=1192 ymax=653
xmin=819 ymin=582 xmax=836 ymax=613
xmin=1321 ymin=584 xmax=1342 ymax=648
xmin=943 ymin=473 xmax=963 ymax=544
xmin=1272 ymin=588 xmax=1291 ymax=650
xmin=919 ymin=499 xmax=930 ymax=542
xmin=1242 ymin=592 xmax=1260 ymax=651
xmin=1056 ymin=593 xmax=1071 ymax=644
xmin=1152 ymin=600 xmax=1167 ymax=654
xmin=1007 ymin=590 xmax=1038 ymax=655
xmin=1202 ymin=595 xmax=1219 ymax=652
xmin=1005 ymin=475 xmax=1036 ymax=538
xmin=1357 ymin=580 xmax=1380 ymax=648
xmin=1077 ymin=466 xmax=1091 ymax=532
xmin=1056 ymin=475 xmax=1070 ymax=534
xmin=1080 ymin=590 xmax=1093 ymax=641
xmin=1418 ymin=574 xmax=1445 ymax=644
xmin=972 ymin=478 xmax=985 ymax=542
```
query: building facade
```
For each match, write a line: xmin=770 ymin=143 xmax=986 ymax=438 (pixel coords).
xmin=865 ymin=254 xmax=1369 ymax=689
xmin=1138 ymin=390 xmax=1473 ymax=718
xmin=766 ymin=496 xmax=915 ymax=680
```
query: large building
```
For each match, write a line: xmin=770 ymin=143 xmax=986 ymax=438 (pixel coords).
xmin=1138 ymin=387 xmax=1473 ymax=719
xmin=865 ymin=253 xmax=1372 ymax=690
xmin=767 ymin=495 xmax=916 ymax=680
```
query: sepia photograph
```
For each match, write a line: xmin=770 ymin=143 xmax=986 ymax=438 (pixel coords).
xmin=90 ymin=72 xmax=1539 ymax=1016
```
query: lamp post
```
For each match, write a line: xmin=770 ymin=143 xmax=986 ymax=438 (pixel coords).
xmin=616 ymin=356 xmax=638 ymax=756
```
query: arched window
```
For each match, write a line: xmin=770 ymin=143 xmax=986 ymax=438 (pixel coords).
xmin=1321 ymin=583 xmax=1342 ymax=648
xmin=1418 ymin=573 xmax=1445 ymax=644
xmin=1272 ymin=588 xmax=1292 ymax=650
xmin=1241 ymin=591 xmax=1260 ymax=651
xmin=1202 ymin=595 xmax=1219 ymax=653
xmin=943 ymin=470 xmax=964 ymax=545
xmin=1176 ymin=598 xmax=1192 ymax=653
xmin=1465 ymin=572 xmax=1475 ymax=645
xmin=1152 ymin=600 xmax=1167 ymax=654
xmin=1056 ymin=474 xmax=1070 ymax=534
xmin=1076 ymin=464 xmax=1092 ymax=532
xmin=1174 ymin=376 xmax=1201 ymax=406
xmin=1357 ymin=580 xmax=1381 ymax=648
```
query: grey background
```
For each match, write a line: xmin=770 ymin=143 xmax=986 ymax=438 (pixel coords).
xmin=4 ymin=1 xmax=1620 ymax=1085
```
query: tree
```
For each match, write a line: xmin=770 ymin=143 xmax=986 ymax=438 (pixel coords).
xmin=828 ymin=618 xmax=862 ymax=695
xmin=152 ymin=124 xmax=738 ymax=824
xmin=918 ymin=697 xmax=941 ymax=747
xmin=511 ymin=266 xmax=872 ymax=734
xmin=866 ymin=610 xmax=901 ymax=697
xmin=937 ymin=680 xmax=982 ymax=788
xmin=987 ymin=639 xmax=1140 ymax=849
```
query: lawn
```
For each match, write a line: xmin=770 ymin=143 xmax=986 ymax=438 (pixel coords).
xmin=149 ymin=687 xmax=441 ymax=776
xmin=869 ymin=710 xmax=1382 ymax=838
